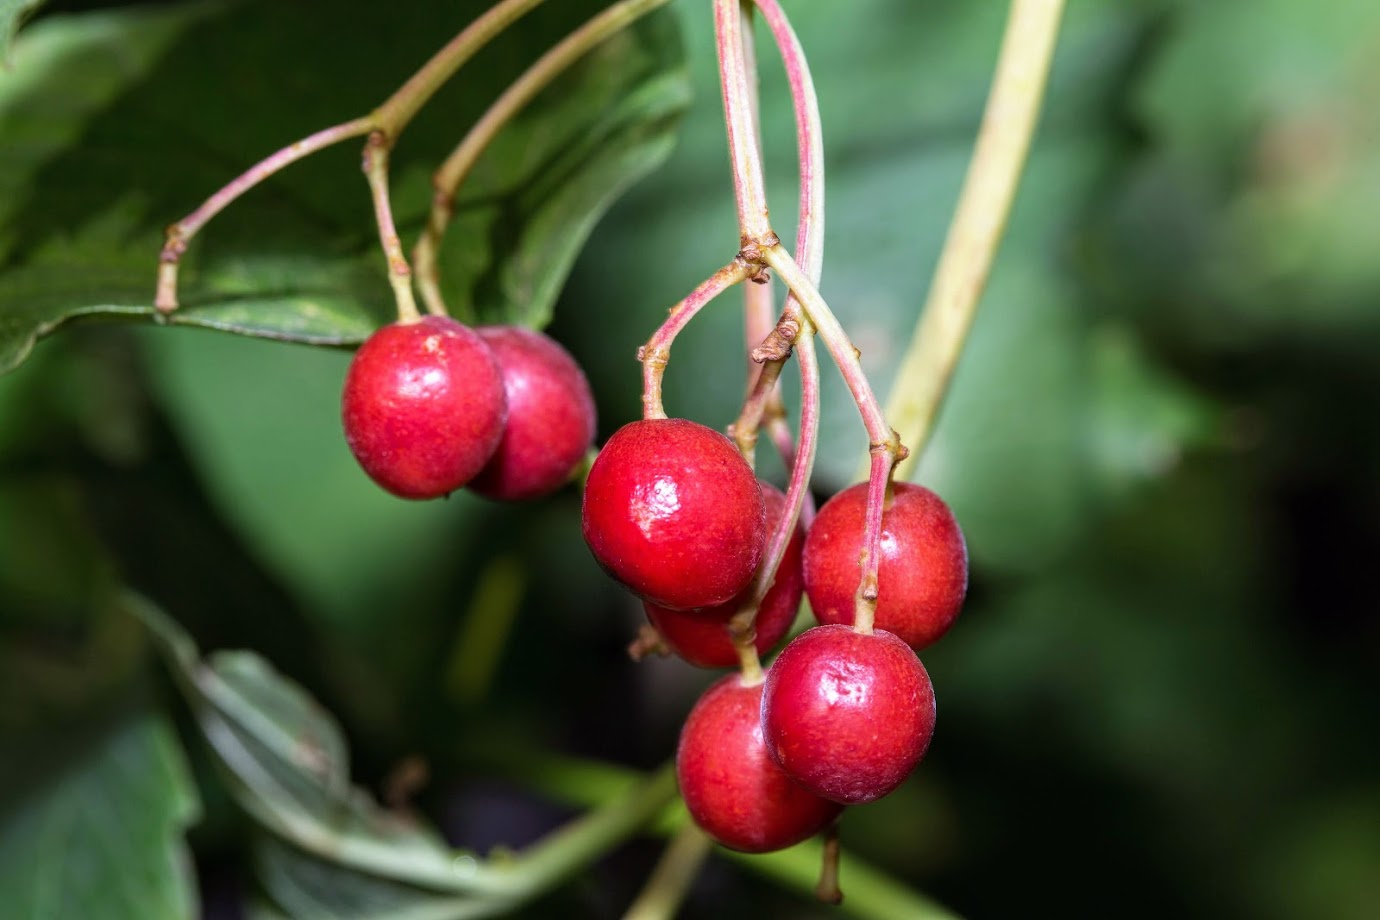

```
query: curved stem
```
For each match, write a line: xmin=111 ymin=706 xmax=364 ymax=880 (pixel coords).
xmin=153 ymin=0 xmax=550 ymax=313
xmin=622 ymin=824 xmax=714 ymax=920
xmin=714 ymin=0 xmax=772 ymax=242
xmin=370 ymin=0 xmax=552 ymax=135
xmin=749 ymin=323 xmax=818 ymax=610
xmin=362 ymin=132 xmax=421 ymax=323
xmin=760 ymin=247 xmax=897 ymax=455
xmin=488 ymin=761 xmax=679 ymax=901
xmin=640 ymin=261 xmax=751 ymax=419
xmin=753 ymin=0 xmax=825 ymax=281
xmin=761 ymin=245 xmax=903 ymax=631
xmin=415 ymin=0 xmax=671 ymax=316
xmin=726 ymin=0 xmax=825 ymax=630
xmin=887 ymin=0 xmax=1066 ymax=478
xmin=154 ymin=117 xmax=374 ymax=312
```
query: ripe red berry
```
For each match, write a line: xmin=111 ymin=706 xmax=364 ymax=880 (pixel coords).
xmin=643 ymin=483 xmax=804 ymax=668
xmin=468 ymin=326 xmax=596 ymax=501
xmin=678 ymin=673 xmax=843 ymax=852
xmin=582 ymin=418 xmax=765 ymax=610
xmin=804 ymin=482 xmax=967 ymax=649
xmin=761 ymin=624 xmax=936 ymax=805
xmin=341 ymin=316 xmax=506 ymax=499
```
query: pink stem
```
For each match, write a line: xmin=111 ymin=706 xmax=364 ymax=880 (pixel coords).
xmin=640 ymin=262 xmax=751 ymax=419
xmin=155 ymin=117 xmax=374 ymax=312
xmin=713 ymin=0 xmax=772 ymax=243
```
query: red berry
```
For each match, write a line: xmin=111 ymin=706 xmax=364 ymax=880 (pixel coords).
xmin=582 ymin=418 xmax=765 ymax=610
xmin=341 ymin=316 xmax=506 ymax=499
xmin=469 ymin=326 xmax=596 ymax=501
xmin=643 ymin=483 xmax=804 ymax=668
xmin=761 ymin=624 xmax=935 ymax=805
xmin=678 ymin=673 xmax=843 ymax=852
xmin=804 ymin=482 xmax=967 ymax=649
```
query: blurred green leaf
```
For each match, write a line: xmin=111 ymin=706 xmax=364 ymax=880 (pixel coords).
xmin=137 ymin=328 xmax=486 ymax=627
xmin=251 ymin=836 xmax=484 ymax=920
xmin=1123 ymin=0 xmax=1380 ymax=330
xmin=132 ymin=597 xmax=468 ymax=889
xmin=0 ymin=0 xmax=687 ymax=373
xmin=0 ymin=0 xmax=42 ymax=63
xmin=0 ymin=709 xmax=200 ymax=920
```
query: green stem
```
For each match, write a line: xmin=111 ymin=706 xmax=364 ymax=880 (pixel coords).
xmin=153 ymin=0 xmax=550 ymax=314
xmin=371 ymin=0 xmax=552 ymax=136
xmin=886 ymin=0 xmax=1066 ymax=478
xmin=486 ymin=761 xmax=680 ymax=901
xmin=622 ymin=824 xmax=714 ymax=920
xmin=414 ymin=0 xmax=672 ymax=316
xmin=362 ymin=132 xmax=421 ymax=323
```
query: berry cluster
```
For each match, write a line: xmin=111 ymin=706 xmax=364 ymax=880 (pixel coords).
xmin=581 ymin=423 xmax=968 ymax=851
xmin=341 ymin=316 xmax=596 ymax=502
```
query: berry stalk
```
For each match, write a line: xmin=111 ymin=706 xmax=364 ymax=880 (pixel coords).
xmin=639 ymin=261 xmax=752 ymax=419
xmin=362 ymin=132 xmax=422 ymax=323
xmin=725 ymin=0 xmax=825 ymax=635
xmin=153 ymin=0 xmax=552 ymax=312
xmin=623 ymin=825 xmax=715 ymax=920
xmin=761 ymin=245 xmax=906 ymax=632
xmin=154 ymin=117 xmax=374 ymax=312
xmin=414 ymin=0 xmax=672 ymax=318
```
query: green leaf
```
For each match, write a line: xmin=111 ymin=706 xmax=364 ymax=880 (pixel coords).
xmin=1124 ymin=0 xmax=1380 ymax=329
xmin=137 ymin=328 xmax=487 ymax=628
xmin=251 ymin=837 xmax=489 ymax=920
xmin=0 ymin=709 xmax=200 ymax=920
xmin=131 ymin=597 xmax=469 ymax=891
xmin=0 ymin=0 xmax=687 ymax=374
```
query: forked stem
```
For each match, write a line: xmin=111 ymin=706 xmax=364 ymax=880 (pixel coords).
xmin=154 ymin=0 xmax=552 ymax=312
xmin=155 ymin=117 xmax=374 ymax=312
xmin=761 ymin=245 xmax=905 ymax=631
xmin=415 ymin=0 xmax=672 ymax=316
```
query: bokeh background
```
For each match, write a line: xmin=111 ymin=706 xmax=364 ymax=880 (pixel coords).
xmin=2 ymin=0 xmax=1378 ymax=917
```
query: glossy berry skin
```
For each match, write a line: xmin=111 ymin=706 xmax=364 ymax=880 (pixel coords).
xmin=643 ymin=483 xmax=804 ymax=668
xmin=582 ymin=418 xmax=765 ymax=610
xmin=678 ymin=674 xmax=843 ymax=852
xmin=762 ymin=624 xmax=936 ymax=805
xmin=342 ymin=316 xmax=507 ymax=499
xmin=805 ymin=482 xmax=967 ymax=650
xmin=469 ymin=326 xmax=596 ymax=501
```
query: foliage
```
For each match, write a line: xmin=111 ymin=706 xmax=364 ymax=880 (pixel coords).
xmin=2 ymin=0 xmax=1378 ymax=918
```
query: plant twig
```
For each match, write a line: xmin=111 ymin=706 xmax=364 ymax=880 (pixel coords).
xmin=623 ymin=824 xmax=715 ymax=920
xmin=714 ymin=0 xmax=772 ymax=243
xmin=153 ymin=0 xmax=552 ymax=312
xmin=761 ymin=245 xmax=904 ymax=632
xmin=640 ymin=261 xmax=752 ymax=419
xmin=887 ymin=0 xmax=1066 ymax=478
xmin=414 ymin=0 xmax=672 ymax=316
xmin=362 ymin=132 xmax=421 ymax=323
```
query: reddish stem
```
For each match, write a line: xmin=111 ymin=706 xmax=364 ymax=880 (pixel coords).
xmin=714 ymin=0 xmax=772 ymax=243
xmin=640 ymin=262 xmax=751 ymax=419
xmin=155 ymin=117 xmax=374 ymax=312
